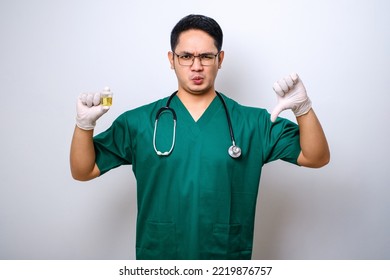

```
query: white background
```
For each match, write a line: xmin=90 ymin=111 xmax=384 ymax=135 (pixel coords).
xmin=0 ymin=0 xmax=389 ymax=259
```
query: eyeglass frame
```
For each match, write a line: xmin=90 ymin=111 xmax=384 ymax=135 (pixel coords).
xmin=172 ymin=51 xmax=221 ymax=66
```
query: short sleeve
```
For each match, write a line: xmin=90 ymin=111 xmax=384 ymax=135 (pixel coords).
xmin=262 ymin=116 xmax=301 ymax=165
xmin=93 ymin=113 xmax=133 ymax=175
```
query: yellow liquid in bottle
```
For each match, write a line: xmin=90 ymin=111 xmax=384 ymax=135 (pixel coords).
xmin=101 ymin=96 xmax=113 ymax=106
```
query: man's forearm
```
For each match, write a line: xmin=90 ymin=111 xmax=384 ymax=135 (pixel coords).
xmin=70 ymin=126 xmax=100 ymax=181
xmin=296 ymin=109 xmax=330 ymax=168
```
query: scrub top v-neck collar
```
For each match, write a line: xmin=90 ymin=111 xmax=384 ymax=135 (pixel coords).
xmin=170 ymin=94 xmax=223 ymax=128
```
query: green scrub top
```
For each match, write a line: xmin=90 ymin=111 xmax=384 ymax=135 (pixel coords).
xmin=93 ymin=93 xmax=301 ymax=260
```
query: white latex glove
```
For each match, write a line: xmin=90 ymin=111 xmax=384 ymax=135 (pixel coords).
xmin=270 ymin=73 xmax=312 ymax=122
xmin=76 ymin=88 xmax=110 ymax=130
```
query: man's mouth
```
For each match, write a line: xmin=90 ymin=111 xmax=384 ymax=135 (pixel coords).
xmin=191 ymin=76 xmax=204 ymax=85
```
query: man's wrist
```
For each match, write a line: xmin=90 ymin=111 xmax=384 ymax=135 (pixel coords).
xmin=76 ymin=118 xmax=96 ymax=130
xmin=293 ymin=98 xmax=312 ymax=117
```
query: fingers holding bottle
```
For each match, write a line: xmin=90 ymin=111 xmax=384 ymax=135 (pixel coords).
xmin=76 ymin=87 xmax=112 ymax=130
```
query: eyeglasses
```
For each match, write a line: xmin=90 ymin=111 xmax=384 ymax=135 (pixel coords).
xmin=172 ymin=51 xmax=220 ymax=66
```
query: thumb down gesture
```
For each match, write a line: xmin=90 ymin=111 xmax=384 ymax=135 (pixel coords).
xmin=270 ymin=73 xmax=312 ymax=122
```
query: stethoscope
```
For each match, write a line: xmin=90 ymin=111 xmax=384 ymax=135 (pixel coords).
xmin=153 ymin=91 xmax=242 ymax=158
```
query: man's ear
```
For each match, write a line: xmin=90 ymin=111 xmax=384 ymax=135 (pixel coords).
xmin=217 ymin=50 xmax=225 ymax=69
xmin=168 ymin=51 xmax=175 ymax=69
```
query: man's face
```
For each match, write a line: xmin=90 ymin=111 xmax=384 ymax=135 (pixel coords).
xmin=168 ymin=29 xmax=224 ymax=96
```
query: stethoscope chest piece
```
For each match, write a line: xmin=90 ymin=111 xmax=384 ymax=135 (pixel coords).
xmin=228 ymin=144 xmax=242 ymax=158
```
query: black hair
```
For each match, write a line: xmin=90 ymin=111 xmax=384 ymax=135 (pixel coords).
xmin=170 ymin=14 xmax=223 ymax=52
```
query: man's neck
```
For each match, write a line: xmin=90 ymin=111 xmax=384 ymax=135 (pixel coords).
xmin=177 ymin=89 xmax=216 ymax=121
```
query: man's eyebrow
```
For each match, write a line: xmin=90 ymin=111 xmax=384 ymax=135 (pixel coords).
xmin=176 ymin=51 xmax=217 ymax=55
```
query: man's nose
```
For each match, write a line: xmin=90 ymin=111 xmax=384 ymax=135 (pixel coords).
xmin=191 ymin=56 xmax=203 ymax=70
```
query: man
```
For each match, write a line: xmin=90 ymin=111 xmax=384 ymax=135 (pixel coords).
xmin=70 ymin=14 xmax=330 ymax=260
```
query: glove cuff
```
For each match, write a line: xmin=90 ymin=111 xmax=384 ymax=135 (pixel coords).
xmin=76 ymin=116 xmax=96 ymax=130
xmin=293 ymin=98 xmax=312 ymax=117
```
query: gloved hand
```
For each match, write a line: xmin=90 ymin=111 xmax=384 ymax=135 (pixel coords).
xmin=270 ymin=73 xmax=312 ymax=122
xmin=76 ymin=89 xmax=110 ymax=130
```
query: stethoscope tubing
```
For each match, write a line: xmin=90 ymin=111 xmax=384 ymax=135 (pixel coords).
xmin=153 ymin=91 xmax=241 ymax=158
